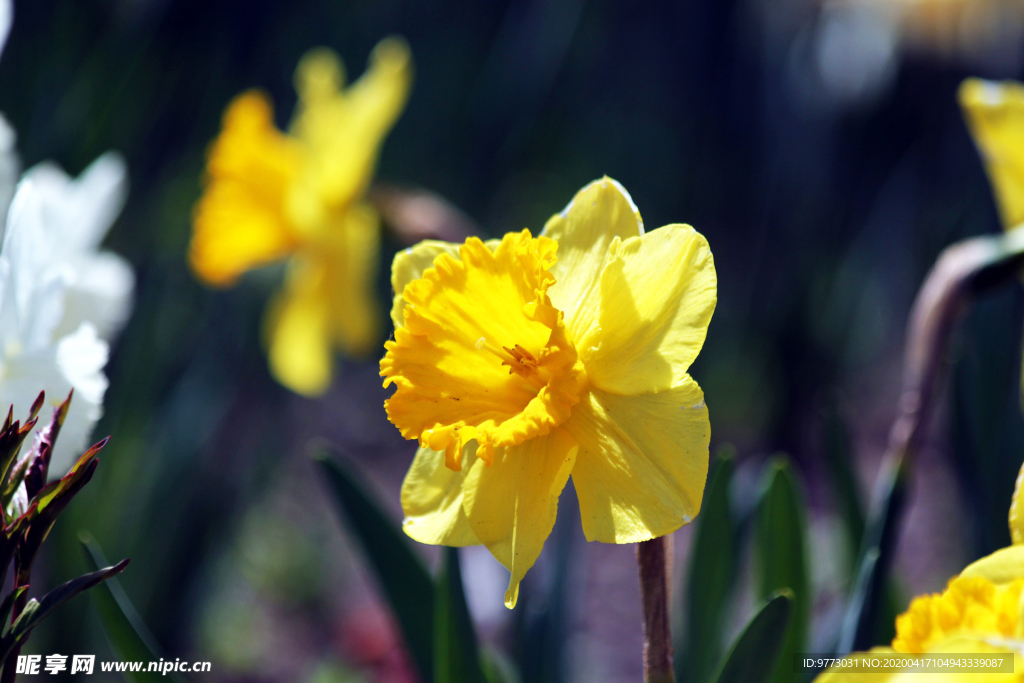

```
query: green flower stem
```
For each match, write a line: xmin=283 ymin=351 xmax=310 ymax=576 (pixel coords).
xmin=0 ymin=577 xmax=29 ymax=683
xmin=849 ymin=228 xmax=1024 ymax=655
xmin=887 ymin=228 xmax=1024 ymax=468
xmin=638 ymin=535 xmax=675 ymax=683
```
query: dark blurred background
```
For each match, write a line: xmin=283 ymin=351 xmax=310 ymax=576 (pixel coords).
xmin=1 ymin=0 xmax=1023 ymax=681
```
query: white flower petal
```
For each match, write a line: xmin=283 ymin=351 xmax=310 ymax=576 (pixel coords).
xmin=0 ymin=114 xmax=17 ymax=225
xmin=23 ymin=152 xmax=127 ymax=254
xmin=0 ymin=180 xmax=68 ymax=349
xmin=54 ymin=252 xmax=134 ymax=339
xmin=51 ymin=323 xmax=108 ymax=474
xmin=56 ymin=323 xmax=109 ymax=407
xmin=0 ymin=0 xmax=10 ymax=60
xmin=18 ymin=154 xmax=132 ymax=340
xmin=0 ymin=324 xmax=108 ymax=477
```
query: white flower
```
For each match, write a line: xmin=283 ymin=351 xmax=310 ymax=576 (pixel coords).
xmin=21 ymin=154 xmax=134 ymax=339
xmin=0 ymin=169 xmax=126 ymax=475
xmin=0 ymin=0 xmax=133 ymax=476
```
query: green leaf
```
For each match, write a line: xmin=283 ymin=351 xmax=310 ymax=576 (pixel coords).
xmin=820 ymin=402 xmax=865 ymax=561
xmin=435 ymin=548 xmax=486 ymax=683
xmin=709 ymin=590 xmax=793 ymax=683
xmin=837 ymin=453 xmax=909 ymax=653
xmin=314 ymin=450 xmax=434 ymax=683
xmin=753 ymin=457 xmax=808 ymax=683
xmin=677 ymin=447 xmax=737 ymax=683
xmin=0 ymin=558 xmax=129 ymax=663
xmin=481 ymin=647 xmax=521 ymax=683
xmin=0 ymin=587 xmax=27 ymax=638
xmin=80 ymin=533 xmax=183 ymax=683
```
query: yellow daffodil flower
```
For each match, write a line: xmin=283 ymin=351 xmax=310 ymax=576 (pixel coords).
xmin=959 ymin=78 xmax=1024 ymax=231
xmin=190 ymin=38 xmax=412 ymax=396
xmin=380 ymin=178 xmax=717 ymax=607
xmin=959 ymin=79 xmax=1024 ymax=406
xmin=815 ymin=460 xmax=1024 ymax=682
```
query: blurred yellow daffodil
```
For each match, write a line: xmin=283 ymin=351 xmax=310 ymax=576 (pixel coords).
xmin=960 ymin=78 xmax=1024 ymax=231
xmin=815 ymin=460 xmax=1024 ymax=682
xmin=380 ymin=178 xmax=717 ymax=607
xmin=960 ymin=79 xmax=1024 ymax=409
xmin=191 ymin=38 xmax=412 ymax=396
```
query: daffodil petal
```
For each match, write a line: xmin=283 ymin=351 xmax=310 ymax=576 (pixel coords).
xmin=578 ymin=223 xmax=716 ymax=395
xmin=326 ymin=203 xmax=381 ymax=355
xmin=390 ymin=240 xmax=462 ymax=328
xmin=566 ymin=376 xmax=710 ymax=543
xmin=1011 ymin=459 xmax=1024 ymax=545
xmin=291 ymin=38 xmax=412 ymax=211
xmin=401 ymin=443 xmax=481 ymax=547
xmin=461 ymin=428 xmax=577 ymax=608
xmin=191 ymin=91 xmax=300 ymax=286
xmin=960 ymin=546 xmax=1024 ymax=585
xmin=266 ymin=256 xmax=333 ymax=396
xmin=541 ymin=177 xmax=643 ymax=341
xmin=959 ymin=78 xmax=1024 ymax=230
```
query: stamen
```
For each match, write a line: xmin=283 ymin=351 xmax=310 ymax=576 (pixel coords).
xmin=476 ymin=337 xmax=546 ymax=390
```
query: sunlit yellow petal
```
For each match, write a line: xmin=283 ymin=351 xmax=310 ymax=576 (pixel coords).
xmin=461 ymin=428 xmax=577 ymax=608
xmin=578 ymin=223 xmax=716 ymax=395
xmin=290 ymin=38 xmax=412 ymax=218
xmin=1010 ymin=459 xmax=1024 ymax=545
xmin=390 ymin=240 xmax=462 ymax=328
xmin=266 ymin=256 xmax=333 ymax=396
xmin=191 ymin=91 xmax=301 ymax=285
xmin=960 ymin=545 xmax=1024 ymax=585
xmin=959 ymin=78 xmax=1024 ymax=230
xmin=541 ymin=177 xmax=643 ymax=341
xmin=401 ymin=443 xmax=481 ymax=547
xmin=565 ymin=376 xmax=710 ymax=543
xmin=322 ymin=203 xmax=381 ymax=355
xmin=391 ymin=238 xmax=502 ymax=328
xmin=381 ymin=232 xmax=584 ymax=468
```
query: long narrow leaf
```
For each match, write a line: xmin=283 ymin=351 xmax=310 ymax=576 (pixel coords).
xmin=81 ymin=533 xmax=182 ymax=683
xmin=677 ymin=447 xmax=736 ymax=683
xmin=710 ymin=591 xmax=793 ymax=683
xmin=481 ymin=648 xmax=521 ymax=683
xmin=837 ymin=453 xmax=909 ymax=653
xmin=821 ymin=402 xmax=865 ymax=560
xmin=753 ymin=457 xmax=808 ymax=683
xmin=315 ymin=450 xmax=434 ymax=682
xmin=0 ymin=558 xmax=129 ymax=663
xmin=514 ymin=486 xmax=576 ymax=683
xmin=435 ymin=548 xmax=486 ymax=683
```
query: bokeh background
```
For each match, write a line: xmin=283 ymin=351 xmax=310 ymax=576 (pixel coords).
xmin=1 ymin=0 xmax=1024 ymax=681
